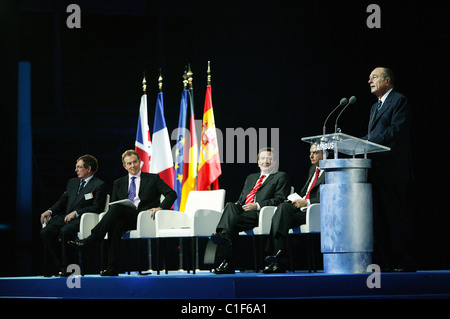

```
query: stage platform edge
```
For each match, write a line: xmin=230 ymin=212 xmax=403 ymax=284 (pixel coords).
xmin=1 ymin=270 xmax=449 ymax=299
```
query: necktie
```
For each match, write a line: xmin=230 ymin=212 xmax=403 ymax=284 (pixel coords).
xmin=377 ymin=99 xmax=383 ymax=110
xmin=305 ymin=168 xmax=320 ymax=200
xmin=245 ymin=175 xmax=266 ymax=204
xmin=77 ymin=180 xmax=86 ymax=195
xmin=368 ymin=100 xmax=383 ymax=138
xmin=374 ymin=100 xmax=383 ymax=116
xmin=128 ymin=176 xmax=136 ymax=201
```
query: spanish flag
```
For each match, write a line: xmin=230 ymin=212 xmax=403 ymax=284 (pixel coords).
xmin=197 ymin=69 xmax=221 ymax=190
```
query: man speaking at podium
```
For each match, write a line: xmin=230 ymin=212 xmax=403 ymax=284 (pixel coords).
xmin=364 ymin=67 xmax=416 ymax=272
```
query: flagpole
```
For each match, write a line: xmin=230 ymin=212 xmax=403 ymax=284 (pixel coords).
xmin=207 ymin=61 xmax=211 ymax=86
xmin=206 ymin=60 xmax=212 ymax=190
xmin=142 ymin=72 xmax=147 ymax=94
xmin=158 ymin=69 xmax=163 ymax=92
xmin=140 ymin=71 xmax=152 ymax=273
xmin=183 ymin=67 xmax=188 ymax=90
xmin=178 ymin=68 xmax=189 ymax=270
xmin=187 ymin=64 xmax=193 ymax=89
xmin=186 ymin=64 xmax=196 ymax=191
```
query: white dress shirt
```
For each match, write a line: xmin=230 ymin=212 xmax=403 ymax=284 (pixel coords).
xmin=378 ymin=88 xmax=393 ymax=110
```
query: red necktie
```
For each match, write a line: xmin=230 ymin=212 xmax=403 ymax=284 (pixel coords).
xmin=305 ymin=168 xmax=320 ymax=200
xmin=245 ymin=175 xmax=266 ymax=204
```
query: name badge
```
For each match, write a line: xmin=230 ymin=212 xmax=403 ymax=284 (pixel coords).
xmin=84 ymin=193 xmax=94 ymax=200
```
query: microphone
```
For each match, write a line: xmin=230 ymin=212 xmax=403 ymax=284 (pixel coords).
xmin=334 ymin=96 xmax=357 ymax=133
xmin=323 ymin=97 xmax=348 ymax=135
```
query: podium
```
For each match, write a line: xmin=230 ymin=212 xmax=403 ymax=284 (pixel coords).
xmin=301 ymin=133 xmax=390 ymax=273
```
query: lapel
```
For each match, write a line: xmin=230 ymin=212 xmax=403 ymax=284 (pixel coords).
xmin=118 ymin=175 xmax=130 ymax=199
xmin=258 ymin=173 xmax=275 ymax=191
xmin=138 ymin=172 xmax=149 ymax=195
xmin=245 ymin=173 xmax=259 ymax=191
xmin=369 ymin=90 xmax=394 ymax=131
xmin=301 ymin=166 xmax=321 ymax=195
xmin=70 ymin=177 xmax=96 ymax=209
xmin=313 ymin=170 xmax=325 ymax=189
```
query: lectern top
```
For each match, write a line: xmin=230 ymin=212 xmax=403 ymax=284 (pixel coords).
xmin=301 ymin=133 xmax=390 ymax=156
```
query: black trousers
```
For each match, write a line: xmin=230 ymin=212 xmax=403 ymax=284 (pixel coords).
xmin=372 ymin=181 xmax=416 ymax=269
xmin=215 ymin=202 xmax=259 ymax=264
xmin=265 ymin=202 xmax=306 ymax=256
xmin=91 ymin=204 xmax=139 ymax=269
xmin=40 ymin=215 xmax=79 ymax=273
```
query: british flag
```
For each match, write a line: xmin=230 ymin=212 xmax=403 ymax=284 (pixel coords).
xmin=134 ymin=94 xmax=152 ymax=172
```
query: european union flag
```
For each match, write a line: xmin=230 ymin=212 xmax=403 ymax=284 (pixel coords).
xmin=173 ymin=89 xmax=188 ymax=211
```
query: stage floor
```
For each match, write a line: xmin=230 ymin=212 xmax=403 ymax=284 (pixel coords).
xmin=1 ymin=270 xmax=449 ymax=299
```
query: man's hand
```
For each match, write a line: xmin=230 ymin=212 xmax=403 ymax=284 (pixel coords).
xmin=242 ymin=203 xmax=258 ymax=211
xmin=64 ymin=211 xmax=77 ymax=223
xmin=40 ymin=211 xmax=51 ymax=225
xmin=292 ymin=199 xmax=307 ymax=209
xmin=148 ymin=207 xmax=162 ymax=220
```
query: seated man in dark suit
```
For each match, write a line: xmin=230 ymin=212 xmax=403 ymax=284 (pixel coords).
xmin=211 ymin=147 xmax=291 ymax=274
xmin=263 ymin=144 xmax=327 ymax=273
xmin=40 ymin=154 xmax=107 ymax=277
xmin=69 ymin=150 xmax=176 ymax=276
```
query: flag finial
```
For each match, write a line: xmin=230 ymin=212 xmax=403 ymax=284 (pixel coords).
xmin=183 ymin=66 xmax=188 ymax=89
xmin=187 ymin=64 xmax=193 ymax=89
xmin=142 ymin=71 xmax=147 ymax=93
xmin=158 ymin=69 xmax=163 ymax=92
xmin=207 ymin=61 xmax=211 ymax=86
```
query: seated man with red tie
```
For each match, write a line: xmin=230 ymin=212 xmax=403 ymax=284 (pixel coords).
xmin=211 ymin=147 xmax=291 ymax=274
xmin=263 ymin=143 xmax=327 ymax=273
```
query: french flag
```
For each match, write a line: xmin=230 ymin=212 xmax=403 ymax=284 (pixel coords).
xmin=150 ymin=92 xmax=175 ymax=188
xmin=135 ymin=94 xmax=152 ymax=172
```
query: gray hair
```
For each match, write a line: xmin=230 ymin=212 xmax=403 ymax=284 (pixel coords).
xmin=380 ymin=67 xmax=395 ymax=87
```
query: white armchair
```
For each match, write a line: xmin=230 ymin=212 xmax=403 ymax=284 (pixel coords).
xmin=153 ymin=189 xmax=226 ymax=274
xmin=78 ymin=194 xmax=110 ymax=239
xmin=290 ymin=203 xmax=320 ymax=234
xmin=42 ymin=194 xmax=109 ymax=239
xmin=239 ymin=206 xmax=277 ymax=236
xmin=238 ymin=187 xmax=294 ymax=271
xmin=238 ymin=199 xmax=321 ymax=272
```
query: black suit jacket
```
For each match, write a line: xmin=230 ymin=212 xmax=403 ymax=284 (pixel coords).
xmin=235 ymin=171 xmax=291 ymax=208
xmin=299 ymin=165 xmax=325 ymax=204
xmin=49 ymin=176 xmax=107 ymax=217
xmin=362 ymin=89 xmax=413 ymax=183
xmin=111 ymin=172 xmax=177 ymax=211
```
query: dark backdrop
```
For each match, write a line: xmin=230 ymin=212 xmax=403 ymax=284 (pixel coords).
xmin=2 ymin=0 xmax=449 ymax=275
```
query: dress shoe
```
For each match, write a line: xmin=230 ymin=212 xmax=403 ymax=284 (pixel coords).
xmin=67 ymin=238 xmax=91 ymax=250
xmin=213 ymin=261 xmax=235 ymax=274
xmin=392 ymin=267 xmax=417 ymax=272
xmin=262 ymin=262 xmax=286 ymax=274
xmin=211 ymin=231 xmax=232 ymax=248
xmin=58 ymin=269 xmax=72 ymax=277
xmin=264 ymin=250 xmax=285 ymax=264
xmin=380 ymin=266 xmax=393 ymax=272
xmin=100 ymin=267 xmax=119 ymax=276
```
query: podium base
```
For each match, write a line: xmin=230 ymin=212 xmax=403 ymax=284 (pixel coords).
xmin=323 ymin=252 xmax=372 ymax=273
